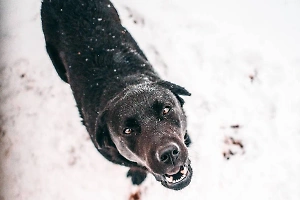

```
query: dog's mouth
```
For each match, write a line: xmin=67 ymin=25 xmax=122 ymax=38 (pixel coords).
xmin=159 ymin=162 xmax=193 ymax=190
xmin=165 ymin=165 xmax=188 ymax=183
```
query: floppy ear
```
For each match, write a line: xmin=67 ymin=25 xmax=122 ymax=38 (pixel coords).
xmin=157 ymin=81 xmax=191 ymax=106
xmin=94 ymin=111 xmax=139 ymax=167
xmin=95 ymin=111 xmax=115 ymax=149
xmin=157 ymin=81 xmax=191 ymax=96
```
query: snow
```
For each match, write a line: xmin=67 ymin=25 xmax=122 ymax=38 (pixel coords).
xmin=1 ymin=0 xmax=300 ymax=200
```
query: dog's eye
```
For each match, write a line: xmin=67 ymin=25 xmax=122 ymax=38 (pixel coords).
xmin=162 ymin=106 xmax=171 ymax=115
xmin=123 ymin=128 xmax=133 ymax=135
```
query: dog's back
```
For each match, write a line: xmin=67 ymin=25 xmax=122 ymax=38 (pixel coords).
xmin=41 ymin=0 xmax=159 ymax=132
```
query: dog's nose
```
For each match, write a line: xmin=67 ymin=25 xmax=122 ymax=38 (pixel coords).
xmin=158 ymin=144 xmax=180 ymax=164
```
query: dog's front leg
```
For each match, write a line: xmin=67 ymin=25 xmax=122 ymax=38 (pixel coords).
xmin=184 ymin=131 xmax=192 ymax=147
xmin=127 ymin=167 xmax=148 ymax=185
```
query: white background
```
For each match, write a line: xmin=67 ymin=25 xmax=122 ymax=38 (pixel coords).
xmin=1 ymin=0 xmax=300 ymax=199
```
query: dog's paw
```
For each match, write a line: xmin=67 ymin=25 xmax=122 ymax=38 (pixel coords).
xmin=127 ymin=167 xmax=147 ymax=185
xmin=223 ymin=136 xmax=245 ymax=160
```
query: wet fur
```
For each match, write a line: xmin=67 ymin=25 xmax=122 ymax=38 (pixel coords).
xmin=41 ymin=0 xmax=192 ymax=189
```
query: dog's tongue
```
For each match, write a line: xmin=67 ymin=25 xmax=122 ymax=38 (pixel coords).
xmin=165 ymin=166 xmax=181 ymax=176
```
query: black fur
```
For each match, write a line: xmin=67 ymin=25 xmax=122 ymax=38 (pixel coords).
xmin=41 ymin=0 xmax=192 ymax=190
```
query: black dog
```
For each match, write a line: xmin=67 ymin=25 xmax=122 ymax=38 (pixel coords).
xmin=41 ymin=0 xmax=192 ymax=190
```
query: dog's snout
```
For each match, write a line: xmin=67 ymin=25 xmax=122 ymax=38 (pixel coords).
xmin=158 ymin=144 xmax=180 ymax=164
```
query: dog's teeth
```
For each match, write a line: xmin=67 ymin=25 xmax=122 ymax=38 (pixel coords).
xmin=166 ymin=166 xmax=188 ymax=184
xmin=180 ymin=166 xmax=188 ymax=175
xmin=172 ymin=175 xmax=184 ymax=184
xmin=166 ymin=176 xmax=173 ymax=183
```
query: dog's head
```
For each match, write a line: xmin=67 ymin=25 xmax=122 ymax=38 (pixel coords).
xmin=96 ymin=81 xmax=192 ymax=190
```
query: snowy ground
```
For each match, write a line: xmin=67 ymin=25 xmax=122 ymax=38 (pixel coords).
xmin=1 ymin=0 xmax=300 ymax=199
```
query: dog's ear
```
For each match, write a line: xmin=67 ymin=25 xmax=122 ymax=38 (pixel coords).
xmin=157 ymin=81 xmax=191 ymax=106
xmin=95 ymin=111 xmax=140 ymax=167
xmin=95 ymin=111 xmax=122 ymax=161
xmin=158 ymin=81 xmax=191 ymax=96
xmin=95 ymin=111 xmax=115 ymax=149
